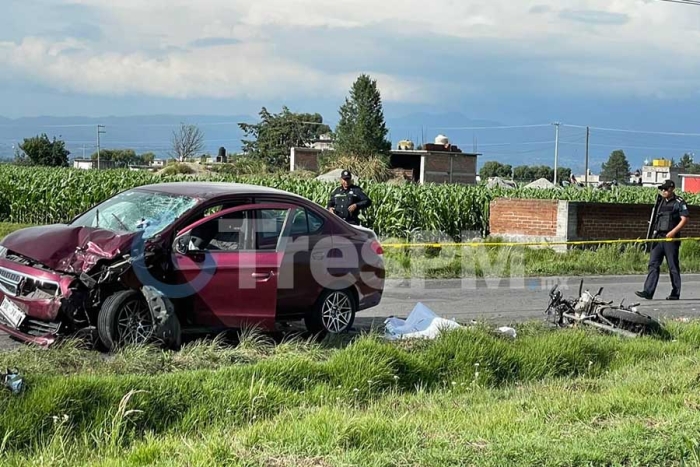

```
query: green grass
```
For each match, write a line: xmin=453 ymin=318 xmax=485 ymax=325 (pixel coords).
xmin=384 ymin=239 xmax=700 ymax=278
xmin=2 ymin=322 xmax=700 ymax=465
xmin=0 ymin=222 xmax=33 ymax=240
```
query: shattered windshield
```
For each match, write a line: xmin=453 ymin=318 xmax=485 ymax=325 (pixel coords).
xmin=71 ymin=189 xmax=200 ymax=239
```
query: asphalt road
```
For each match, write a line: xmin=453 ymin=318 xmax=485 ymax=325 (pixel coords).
xmin=354 ymin=273 xmax=700 ymax=330
xmin=2 ymin=273 xmax=699 ymax=349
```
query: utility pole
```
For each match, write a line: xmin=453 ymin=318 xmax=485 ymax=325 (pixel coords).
xmin=553 ymin=122 xmax=560 ymax=186
xmin=96 ymin=125 xmax=106 ymax=170
xmin=584 ymin=126 xmax=590 ymax=187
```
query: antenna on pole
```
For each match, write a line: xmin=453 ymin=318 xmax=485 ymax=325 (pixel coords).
xmin=585 ymin=126 xmax=590 ymax=187
xmin=552 ymin=122 xmax=561 ymax=186
xmin=97 ymin=125 xmax=106 ymax=170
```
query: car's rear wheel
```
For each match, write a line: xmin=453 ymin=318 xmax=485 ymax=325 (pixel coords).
xmin=98 ymin=290 xmax=155 ymax=351
xmin=305 ymin=288 xmax=356 ymax=337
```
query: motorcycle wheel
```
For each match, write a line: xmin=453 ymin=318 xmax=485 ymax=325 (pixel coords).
xmin=600 ymin=308 xmax=662 ymax=335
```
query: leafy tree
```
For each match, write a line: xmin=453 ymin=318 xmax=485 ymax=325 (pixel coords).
xmin=674 ymin=153 xmax=700 ymax=174
xmin=18 ymin=134 xmax=70 ymax=167
xmin=513 ymin=165 xmax=536 ymax=182
xmin=512 ymin=165 xmax=571 ymax=183
xmin=239 ymin=106 xmax=331 ymax=168
xmin=170 ymin=124 xmax=204 ymax=162
xmin=334 ymin=74 xmax=392 ymax=158
xmin=600 ymin=149 xmax=630 ymax=181
xmin=90 ymin=149 xmax=156 ymax=166
xmin=479 ymin=161 xmax=512 ymax=179
xmin=556 ymin=167 xmax=572 ymax=183
xmin=140 ymin=152 xmax=156 ymax=164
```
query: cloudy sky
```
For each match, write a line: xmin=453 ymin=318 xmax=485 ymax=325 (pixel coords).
xmin=2 ymin=0 xmax=700 ymax=132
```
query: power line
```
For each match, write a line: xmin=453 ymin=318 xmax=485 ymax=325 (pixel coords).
xmin=422 ymin=124 xmax=551 ymax=130
xmin=452 ymin=139 xmax=555 ymax=147
xmin=657 ymin=0 xmax=700 ymax=6
xmin=563 ymin=123 xmax=700 ymax=137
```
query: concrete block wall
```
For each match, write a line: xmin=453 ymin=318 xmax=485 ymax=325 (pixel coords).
xmin=290 ymin=148 xmax=321 ymax=172
xmin=422 ymin=154 xmax=477 ymax=184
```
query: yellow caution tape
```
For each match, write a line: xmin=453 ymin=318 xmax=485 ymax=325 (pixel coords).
xmin=380 ymin=236 xmax=700 ymax=249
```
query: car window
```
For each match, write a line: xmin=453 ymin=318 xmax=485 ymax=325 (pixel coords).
xmin=290 ymin=209 xmax=308 ymax=235
xmin=308 ymin=210 xmax=324 ymax=234
xmin=186 ymin=207 xmax=291 ymax=252
xmin=289 ymin=208 xmax=325 ymax=236
xmin=256 ymin=209 xmax=290 ymax=250
xmin=190 ymin=211 xmax=249 ymax=252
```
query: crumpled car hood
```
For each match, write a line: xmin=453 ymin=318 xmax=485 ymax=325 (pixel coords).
xmin=1 ymin=224 xmax=139 ymax=274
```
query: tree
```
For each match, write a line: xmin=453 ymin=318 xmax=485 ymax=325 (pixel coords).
xmin=512 ymin=164 xmax=571 ymax=183
xmin=333 ymin=74 xmax=392 ymax=158
xmin=90 ymin=149 xmax=156 ymax=166
xmin=90 ymin=149 xmax=137 ymax=166
xmin=140 ymin=152 xmax=156 ymax=164
xmin=556 ymin=167 xmax=572 ymax=183
xmin=600 ymin=149 xmax=631 ymax=181
xmin=18 ymin=134 xmax=70 ymax=167
xmin=513 ymin=165 xmax=536 ymax=182
xmin=170 ymin=124 xmax=204 ymax=162
xmin=479 ymin=161 xmax=512 ymax=179
xmin=239 ymin=106 xmax=331 ymax=168
xmin=674 ymin=153 xmax=700 ymax=174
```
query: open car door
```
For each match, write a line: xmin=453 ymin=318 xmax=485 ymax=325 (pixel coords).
xmin=171 ymin=203 xmax=296 ymax=330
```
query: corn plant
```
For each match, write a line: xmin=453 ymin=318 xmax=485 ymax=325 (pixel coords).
xmin=0 ymin=165 xmax=696 ymax=238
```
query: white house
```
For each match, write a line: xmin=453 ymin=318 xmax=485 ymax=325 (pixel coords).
xmin=73 ymin=159 xmax=94 ymax=170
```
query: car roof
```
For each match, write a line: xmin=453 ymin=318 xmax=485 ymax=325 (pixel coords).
xmin=133 ymin=181 xmax=298 ymax=200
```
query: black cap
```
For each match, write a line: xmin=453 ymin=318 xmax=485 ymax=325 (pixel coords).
xmin=658 ymin=180 xmax=675 ymax=190
xmin=341 ymin=169 xmax=352 ymax=180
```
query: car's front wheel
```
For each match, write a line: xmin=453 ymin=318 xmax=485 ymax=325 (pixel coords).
xmin=97 ymin=290 xmax=155 ymax=351
xmin=304 ymin=288 xmax=356 ymax=337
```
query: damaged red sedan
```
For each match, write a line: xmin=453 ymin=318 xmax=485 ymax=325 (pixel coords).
xmin=0 ymin=182 xmax=385 ymax=350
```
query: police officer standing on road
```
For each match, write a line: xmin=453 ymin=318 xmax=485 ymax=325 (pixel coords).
xmin=636 ymin=179 xmax=690 ymax=300
xmin=326 ymin=170 xmax=372 ymax=226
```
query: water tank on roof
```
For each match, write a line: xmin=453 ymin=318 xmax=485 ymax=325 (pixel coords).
xmin=434 ymin=134 xmax=449 ymax=145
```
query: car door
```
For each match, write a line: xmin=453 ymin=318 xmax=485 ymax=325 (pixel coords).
xmin=275 ymin=206 xmax=329 ymax=320
xmin=171 ymin=203 xmax=294 ymax=330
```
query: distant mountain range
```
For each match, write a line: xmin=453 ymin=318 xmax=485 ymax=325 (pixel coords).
xmin=1 ymin=113 xmax=698 ymax=175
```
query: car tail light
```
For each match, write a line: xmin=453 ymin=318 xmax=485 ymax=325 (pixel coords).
xmin=370 ymin=239 xmax=383 ymax=255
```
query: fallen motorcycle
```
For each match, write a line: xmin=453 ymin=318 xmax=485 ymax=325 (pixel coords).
xmin=545 ymin=279 xmax=664 ymax=338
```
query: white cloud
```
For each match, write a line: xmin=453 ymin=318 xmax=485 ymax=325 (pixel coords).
xmin=3 ymin=0 xmax=700 ymax=103
xmin=0 ymin=36 xmax=433 ymax=103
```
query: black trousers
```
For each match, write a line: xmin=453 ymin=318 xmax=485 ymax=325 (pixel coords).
xmin=643 ymin=237 xmax=681 ymax=297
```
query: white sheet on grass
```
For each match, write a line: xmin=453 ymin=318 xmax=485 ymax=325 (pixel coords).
xmin=383 ymin=302 xmax=461 ymax=340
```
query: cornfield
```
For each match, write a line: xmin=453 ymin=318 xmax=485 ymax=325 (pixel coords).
xmin=0 ymin=165 xmax=694 ymax=239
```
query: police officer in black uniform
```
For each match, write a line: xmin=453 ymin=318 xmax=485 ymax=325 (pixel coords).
xmin=326 ymin=170 xmax=372 ymax=225
xmin=636 ymin=179 xmax=690 ymax=300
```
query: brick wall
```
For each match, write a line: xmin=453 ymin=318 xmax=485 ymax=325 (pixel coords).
xmin=423 ymin=154 xmax=476 ymax=174
xmin=489 ymin=198 xmax=700 ymax=246
xmin=423 ymin=154 xmax=477 ymax=185
xmin=573 ymin=202 xmax=700 ymax=240
xmin=489 ymin=199 xmax=559 ymax=237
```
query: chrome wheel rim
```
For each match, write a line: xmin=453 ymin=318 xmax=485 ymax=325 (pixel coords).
xmin=321 ymin=292 xmax=353 ymax=333
xmin=116 ymin=299 xmax=154 ymax=345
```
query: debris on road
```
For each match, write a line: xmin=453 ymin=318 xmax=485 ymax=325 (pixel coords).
xmin=2 ymin=369 xmax=24 ymax=395
xmin=496 ymin=326 xmax=517 ymax=338
xmin=383 ymin=302 xmax=461 ymax=340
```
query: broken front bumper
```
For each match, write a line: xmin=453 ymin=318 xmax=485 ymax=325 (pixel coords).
xmin=0 ymin=321 xmax=57 ymax=347
xmin=0 ymin=259 xmax=74 ymax=347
